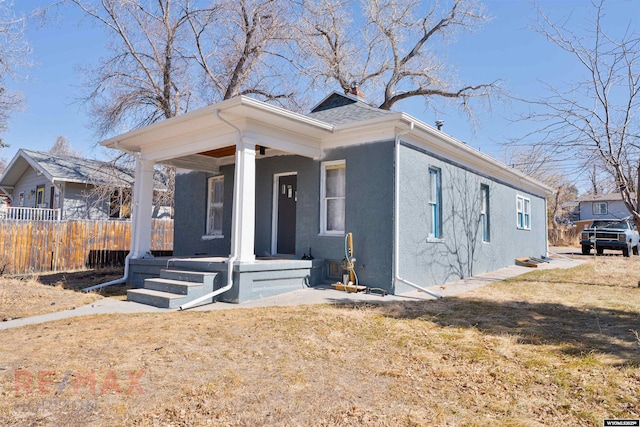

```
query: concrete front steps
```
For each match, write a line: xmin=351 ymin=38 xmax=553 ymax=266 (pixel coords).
xmin=127 ymin=269 xmax=219 ymax=309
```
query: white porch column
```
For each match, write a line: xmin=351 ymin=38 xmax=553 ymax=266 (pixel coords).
xmin=130 ymin=157 xmax=155 ymax=258
xmin=230 ymin=140 xmax=256 ymax=262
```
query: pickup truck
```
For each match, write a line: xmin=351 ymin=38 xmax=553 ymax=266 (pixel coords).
xmin=580 ymin=219 xmax=640 ymax=257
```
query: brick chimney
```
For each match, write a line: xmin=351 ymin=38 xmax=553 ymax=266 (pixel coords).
xmin=346 ymin=81 xmax=364 ymax=98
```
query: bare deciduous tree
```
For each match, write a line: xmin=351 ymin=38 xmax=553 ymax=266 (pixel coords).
xmin=185 ymin=0 xmax=298 ymax=106
xmin=0 ymin=0 xmax=31 ymax=147
xmin=522 ymin=0 xmax=640 ymax=227
xmin=48 ymin=135 xmax=81 ymax=157
xmin=70 ymin=0 xmax=197 ymax=135
xmin=70 ymin=0 xmax=301 ymax=134
xmin=508 ymin=146 xmax=579 ymax=242
xmin=299 ymin=0 xmax=499 ymax=112
xmin=83 ymin=153 xmax=174 ymax=219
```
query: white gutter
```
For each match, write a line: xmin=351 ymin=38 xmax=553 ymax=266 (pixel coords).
xmin=394 ymin=123 xmax=442 ymax=299
xmin=83 ymin=252 xmax=131 ymax=292
xmin=180 ymin=109 xmax=241 ymax=310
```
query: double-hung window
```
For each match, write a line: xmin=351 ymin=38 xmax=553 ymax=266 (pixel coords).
xmin=592 ymin=202 xmax=608 ymax=215
xmin=516 ymin=195 xmax=531 ymax=230
xmin=320 ymin=160 xmax=345 ymax=235
xmin=428 ymin=167 xmax=442 ymax=239
xmin=480 ymin=184 xmax=490 ymax=242
xmin=206 ymin=176 xmax=224 ymax=237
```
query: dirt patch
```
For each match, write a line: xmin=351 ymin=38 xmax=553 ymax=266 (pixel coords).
xmin=0 ymin=260 xmax=639 ymax=426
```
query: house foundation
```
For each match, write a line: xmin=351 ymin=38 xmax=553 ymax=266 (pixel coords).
xmin=128 ymin=257 xmax=324 ymax=304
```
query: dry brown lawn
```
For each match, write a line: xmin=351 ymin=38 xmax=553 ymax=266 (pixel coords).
xmin=0 ymin=257 xmax=639 ymax=426
xmin=0 ymin=268 xmax=128 ymax=320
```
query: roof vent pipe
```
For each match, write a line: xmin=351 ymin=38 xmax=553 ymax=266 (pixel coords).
xmin=435 ymin=120 xmax=444 ymax=131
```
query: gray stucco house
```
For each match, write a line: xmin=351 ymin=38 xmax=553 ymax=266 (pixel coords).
xmin=101 ymin=91 xmax=552 ymax=308
xmin=0 ymin=149 xmax=170 ymax=220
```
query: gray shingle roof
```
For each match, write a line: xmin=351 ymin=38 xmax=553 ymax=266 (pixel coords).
xmin=22 ymin=149 xmax=135 ymax=186
xmin=306 ymin=92 xmax=392 ymax=125
xmin=577 ymin=193 xmax=624 ymax=202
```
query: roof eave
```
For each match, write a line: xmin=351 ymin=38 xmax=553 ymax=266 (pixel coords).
xmin=101 ymin=96 xmax=334 ymax=153
xmin=336 ymin=112 xmax=553 ymax=196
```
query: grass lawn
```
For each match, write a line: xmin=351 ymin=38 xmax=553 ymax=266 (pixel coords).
xmin=0 ymin=257 xmax=639 ymax=426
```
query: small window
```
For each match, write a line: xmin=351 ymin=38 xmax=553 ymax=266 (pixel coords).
xmin=206 ymin=176 xmax=224 ymax=236
xmin=516 ymin=195 xmax=531 ymax=230
xmin=480 ymin=184 xmax=490 ymax=242
xmin=592 ymin=202 xmax=608 ymax=215
xmin=320 ymin=160 xmax=345 ymax=235
xmin=428 ymin=167 xmax=442 ymax=239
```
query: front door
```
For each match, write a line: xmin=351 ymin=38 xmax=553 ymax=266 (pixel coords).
xmin=35 ymin=185 xmax=45 ymax=207
xmin=276 ymin=174 xmax=297 ymax=254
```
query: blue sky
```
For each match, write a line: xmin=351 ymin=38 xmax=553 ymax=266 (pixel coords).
xmin=1 ymin=0 xmax=638 ymax=193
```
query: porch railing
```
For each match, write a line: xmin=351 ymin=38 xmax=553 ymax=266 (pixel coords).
xmin=0 ymin=206 xmax=62 ymax=221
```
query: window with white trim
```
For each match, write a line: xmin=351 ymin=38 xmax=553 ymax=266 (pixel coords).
xmin=480 ymin=184 xmax=490 ymax=242
xmin=592 ymin=202 xmax=608 ymax=215
xmin=206 ymin=176 xmax=224 ymax=236
xmin=428 ymin=167 xmax=442 ymax=239
xmin=516 ymin=195 xmax=531 ymax=230
xmin=320 ymin=160 xmax=345 ymax=235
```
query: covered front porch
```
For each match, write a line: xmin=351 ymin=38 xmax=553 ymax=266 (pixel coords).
xmin=101 ymin=96 xmax=334 ymax=306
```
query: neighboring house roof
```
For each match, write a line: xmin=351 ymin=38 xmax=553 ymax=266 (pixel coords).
xmin=307 ymin=92 xmax=393 ymax=125
xmin=578 ymin=193 xmax=624 ymax=202
xmin=0 ymin=149 xmax=135 ymax=188
xmin=0 ymin=149 xmax=168 ymax=194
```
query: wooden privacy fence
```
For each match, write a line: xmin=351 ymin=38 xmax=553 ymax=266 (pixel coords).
xmin=0 ymin=219 xmax=173 ymax=275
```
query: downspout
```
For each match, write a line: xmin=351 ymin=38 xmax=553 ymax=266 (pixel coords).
xmin=83 ymin=145 xmax=141 ymax=293
xmin=83 ymin=252 xmax=132 ymax=292
xmin=544 ymin=196 xmax=550 ymax=258
xmin=179 ymin=109 xmax=240 ymax=310
xmin=394 ymin=123 xmax=442 ymax=299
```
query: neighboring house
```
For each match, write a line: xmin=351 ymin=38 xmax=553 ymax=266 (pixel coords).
xmin=577 ymin=193 xmax=631 ymax=221
xmin=101 ymin=90 xmax=552 ymax=306
xmin=0 ymin=149 xmax=171 ymax=220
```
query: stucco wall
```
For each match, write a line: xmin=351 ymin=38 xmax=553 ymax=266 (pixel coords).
xmin=395 ymin=142 xmax=548 ymax=293
xmin=173 ymin=142 xmax=395 ymax=290
xmin=173 ymin=140 xmax=548 ymax=295
xmin=173 ymin=165 xmax=234 ymax=256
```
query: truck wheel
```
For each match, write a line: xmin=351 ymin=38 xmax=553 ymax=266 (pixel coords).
xmin=623 ymin=246 xmax=630 ymax=257
xmin=581 ymin=245 xmax=590 ymax=255
xmin=596 ymin=247 xmax=604 ymax=255
xmin=633 ymin=245 xmax=639 ymax=255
